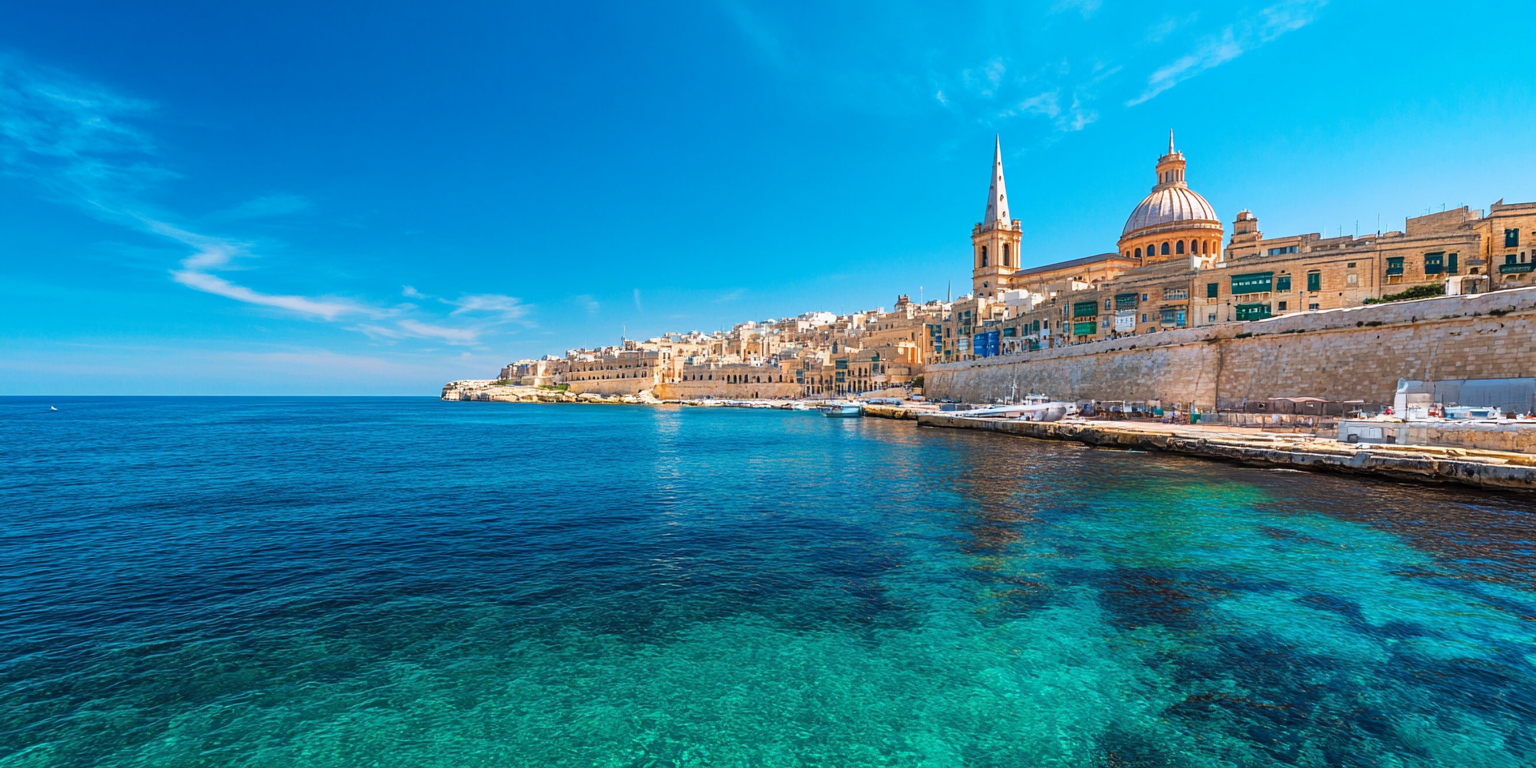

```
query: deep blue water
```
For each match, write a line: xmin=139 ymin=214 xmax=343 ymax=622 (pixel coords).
xmin=2 ymin=396 xmax=1534 ymax=767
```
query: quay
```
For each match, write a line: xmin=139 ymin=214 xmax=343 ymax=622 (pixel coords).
xmin=917 ymin=413 xmax=1536 ymax=492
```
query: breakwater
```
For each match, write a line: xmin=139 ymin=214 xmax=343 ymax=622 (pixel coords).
xmin=918 ymin=413 xmax=1536 ymax=491
xmin=926 ymin=287 xmax=1536 ymax=409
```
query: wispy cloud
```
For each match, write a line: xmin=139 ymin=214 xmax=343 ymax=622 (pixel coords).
xmin=207 ymin=193 xmax=313 ymax=221
xmin=149 ymin=220 xmax=373 ymax=321
xmin=1051 ymin=0 xmax=1102 ymax=20
xmin=718 ymin=0 xmax=787 ymax=69
xmin=632 ymin=288 xmax=643 ymax=313
xmin=0 ymin=52 xmax=529 ymax=349
xmin=1128 ymin=0 xmax=1325 ymax=106
xmin=0 ymin=52 xmax=169 ymax=202
xmin=574 ymin=294 xmax=600 ymax=315
xmin=713 ymin=288 xmax=746 ymax=303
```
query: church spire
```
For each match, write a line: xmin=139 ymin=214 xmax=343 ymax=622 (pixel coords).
xmin=1168 ymin=129 xmax=1175 ymax=155
xmin=982 ymin=135 xmax=1009 ymax=227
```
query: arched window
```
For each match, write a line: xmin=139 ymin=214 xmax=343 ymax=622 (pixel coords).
xmin=1176 ymin=240 xmax=1185 ymax=255
xmin=981 ymin=246 xmax=988 ymax=267
xmin=1135 ymin=247 xmax=1142 ymax=258
xmin=1003 ymin=243 xmax=1011 ymax=267
xmin=1201 ymin=240 xmax=1208 ymax=254
xmin=1161 ymin=242 xmax=1170 ymax=256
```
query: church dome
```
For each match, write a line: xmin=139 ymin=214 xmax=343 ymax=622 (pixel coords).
xmin=1121 ymin=185 xmax=1219 ymax=237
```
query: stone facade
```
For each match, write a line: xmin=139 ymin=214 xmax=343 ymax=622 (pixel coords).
xmin=926 ymin=287 xmax=1536 ymax=410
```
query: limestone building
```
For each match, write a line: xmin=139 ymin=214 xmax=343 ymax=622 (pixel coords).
xmin=971 ymin=137 xmax=1023 ymax=300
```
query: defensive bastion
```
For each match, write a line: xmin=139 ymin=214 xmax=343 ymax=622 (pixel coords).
xmin=925 ymin=287 xmax=1536 ymax=410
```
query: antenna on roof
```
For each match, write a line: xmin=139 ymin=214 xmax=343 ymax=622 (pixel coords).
xmin=1168 ymin=129 xmax=1174 ymax=155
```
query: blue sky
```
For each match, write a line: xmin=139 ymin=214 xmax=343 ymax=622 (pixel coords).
xmin=2 ymin=1 xmax=1533 ymax=394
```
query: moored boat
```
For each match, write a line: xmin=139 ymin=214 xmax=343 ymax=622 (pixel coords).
xmin=820 ymin=402 xmax=863 ymax=418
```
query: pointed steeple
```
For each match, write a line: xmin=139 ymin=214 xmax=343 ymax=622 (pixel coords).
xmin=982 ymin=135 xmax=1009 ymax=227
xmin=1168 ymin=129 xmax=1175 ymax=156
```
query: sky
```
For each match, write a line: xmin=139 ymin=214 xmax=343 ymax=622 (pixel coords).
xmin=1 ymin=1 xmax=1533 ymax=395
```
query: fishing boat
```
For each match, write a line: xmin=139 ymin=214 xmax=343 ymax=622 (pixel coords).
xmin=819 ymin=402 xmax=863 ymax=418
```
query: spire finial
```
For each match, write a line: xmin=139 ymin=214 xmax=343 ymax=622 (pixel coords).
xmin=983 ymin=136 xmax=1009 ymax=226
xmin=1168 ymin=129 xmax=1175 ymax=155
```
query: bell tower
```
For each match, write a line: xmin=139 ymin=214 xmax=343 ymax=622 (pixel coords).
xmin=971 ymin=136 xmax=1022 ymax=299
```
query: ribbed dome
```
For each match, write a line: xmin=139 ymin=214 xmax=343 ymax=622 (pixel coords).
xmin=1121 ymin=185 xmax=1219 ymax=237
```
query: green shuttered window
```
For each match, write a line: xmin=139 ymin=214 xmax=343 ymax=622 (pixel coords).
xmin=1275 ymin=275 xmax=1291 ymax=292
xmin=1306 ymin=272 xmax=1321 ymax=291
xmin=1423 ymin=253 xmax=1444 ymax=275
xmin=1235 ymin=303 xmax=1271 ymax=321
xmin=1072 ymin=321 xmax=1097 ymax=336
xmin=1230 ymin=272 xmax=1273 ymax=293
xmin=1073 ymin=301 xmax=1098 ymax=318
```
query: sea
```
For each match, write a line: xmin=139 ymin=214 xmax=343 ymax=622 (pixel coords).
xmin=2 ymin=396 xmax=1534 ymax=767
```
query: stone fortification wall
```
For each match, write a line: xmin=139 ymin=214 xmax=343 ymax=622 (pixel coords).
xmin=927 ymin=288 xmax=1536 ymax=409
xmin=566 ymin=379 xmax=656 ymax=397
xmin=654 ymin=381 xmax=803 ymax=400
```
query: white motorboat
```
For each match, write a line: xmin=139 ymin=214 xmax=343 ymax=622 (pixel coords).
xmin=820 ymin=402 xmax=863 ymax=418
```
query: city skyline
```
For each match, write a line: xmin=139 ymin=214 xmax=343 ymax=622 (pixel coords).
xmin=3 ymin=1 xmax=1534 ymax=394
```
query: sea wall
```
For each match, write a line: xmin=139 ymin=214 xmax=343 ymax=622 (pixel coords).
xmin=655 ymin=381 xmax=802 ymax=400
xmin=566 ymin=379 xmax=655 ymax=397
xmin=927 ymin=287 xmax=1536 ymax=409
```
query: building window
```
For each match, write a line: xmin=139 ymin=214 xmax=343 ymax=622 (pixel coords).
xmin=1307 ymin=271 xmax=1322 ymax=291
xmin=1003 ymin=243 xmax=1010 ymax=267
xmin=1208 ymin=313 xmax=1217 ymax=322
xmin=1507 ymin=228 xmax=1520 ymax=248
xmin=1309 ymin=303 xmax=1320 ymax=311
xmin=1276 ymin=275 xmax=1292 ymax=292
xmin=1206 ymin=282 xmax=1219 ymax=298
xmin=1278 ymin=301 xmax=1288 ymax=311
xmin=1423 ymin=252 xmax=1444 ymax=275
xmin=1236 ymin=303 xmax=1272 ymax=321
xmin=1268 ymin=245 xmax=1299 ymax=256
xmin=1141 ymin=293 xmax=1149 ymax=301
xmin=1161 ymin=242 xmax=1170 ymax=255
xmin=1447 ymin=253 xmax=1458 ymax=274
xmin=981 ymin=246 xmax=988 ymax=267
xmin=1163 ymin=287 xmax=1188 ymax=300
xmin=1176 ymin=240 xmax=1185 ymax=255
xmin=1104 ymin=298 xmax=1113 ymax=310
xmin=1386 ymin=257 xmax=1404 ymax=275
xmin=1134 ymin=247 xmax=1142 ymax=258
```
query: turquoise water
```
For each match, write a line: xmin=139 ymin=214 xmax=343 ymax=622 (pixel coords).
xmin=2 ymin=397 xmax=1534 ymax=767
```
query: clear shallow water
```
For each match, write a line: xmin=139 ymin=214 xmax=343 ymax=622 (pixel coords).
xmin=1 ymin=397 xmax=1534 ymax=768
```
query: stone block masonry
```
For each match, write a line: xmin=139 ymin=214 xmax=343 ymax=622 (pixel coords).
xmin=926 ymin=287 xmax=1536 ymax=409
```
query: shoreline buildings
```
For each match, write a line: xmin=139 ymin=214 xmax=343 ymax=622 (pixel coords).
xmin=498 ymin=136 xmax=1536 ymax=398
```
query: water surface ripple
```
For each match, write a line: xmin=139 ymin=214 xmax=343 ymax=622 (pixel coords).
xmin=2 ymin=397 xmax=1534 ymax=767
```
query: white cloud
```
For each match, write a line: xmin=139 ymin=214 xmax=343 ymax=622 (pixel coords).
xmin=1129 ymin=0 xmax=1325 ymax=106
xmin=447 ymin=293 xmax=529 ymax=321
xmin=574 ymin=294 xmax=600 ymax=315
xmin=0 ymin=51 xmax=532 ymax=350
xmin=1017 ymin=91 xmax=1060 ymax=118
xmin=713 ymin=288 xmax=746 ymax=303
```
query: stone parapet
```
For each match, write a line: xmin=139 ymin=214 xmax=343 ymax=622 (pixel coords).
xmin=927 ymin=287 xmax=1536 ymax=409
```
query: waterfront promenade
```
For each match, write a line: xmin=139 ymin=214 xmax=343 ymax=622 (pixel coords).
xmin=918 ymin=413 xmax=1536 ymax=491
